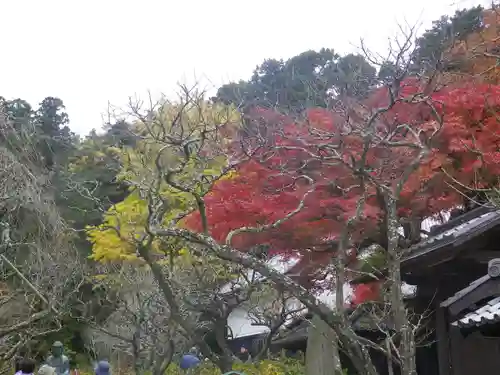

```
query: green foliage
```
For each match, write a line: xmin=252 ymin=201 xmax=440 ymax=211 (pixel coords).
xmin=358 ymin=245 xmax=388 ymax=276
xmin=0 ymin=96 xmax=76 ymax=169
xmin=165 ymin=358 xmax=304 ymax=375
xmin=73 ymin=358 xmax=306 ymax=375
xmin=412 ymin=5 xmax=484 ymax=72
xmin=157 ymin=355 xmax=304 ymax=375
xmin=214 ymin=49 xmax=377 ymax=113
xmin=58 ymin=131 xmax=129 ymax=253
xmin=0 ymin=96 xmax=73 ymax=169
xmin=35 ymin=97 xmax=75 ymax=169
xmin=73 ymin=357 xmax=305 ymax=375
xmin=55 ymin=119 xmax=137 ymax=259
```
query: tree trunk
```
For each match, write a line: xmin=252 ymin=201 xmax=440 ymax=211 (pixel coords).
xmin=305 ymin=314 xmax=343 ymax=375
xmin=218 ymin=355 xmax=233 ymax=373
xmin=214 ymin=320 xmax=234 ymax=373
xmin=385 ymin=195 xmax=417 ymax=375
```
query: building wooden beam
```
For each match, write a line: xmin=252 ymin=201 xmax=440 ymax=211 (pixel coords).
xmin=459 ymin=250 xmax=500 ymax=264
xmin=436 ymin=306 xmax=451 ymax=375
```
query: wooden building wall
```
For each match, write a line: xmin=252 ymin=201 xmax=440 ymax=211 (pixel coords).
xmin=450 ymin=331 xmax=500 ymax=375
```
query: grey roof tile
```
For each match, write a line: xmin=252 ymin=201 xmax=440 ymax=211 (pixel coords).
xmin=404 ymin=210 xmax=500 ymax=265
xmin=452 ymin=296 xmax=500 ymax=328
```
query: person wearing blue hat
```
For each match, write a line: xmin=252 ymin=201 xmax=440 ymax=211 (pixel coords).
xmin=94 ymin=360 xmax=111 ymax=375
xmin=180 ymin=347 xmax=201 ymax=371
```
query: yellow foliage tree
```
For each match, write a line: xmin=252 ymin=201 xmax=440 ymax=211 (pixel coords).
xmin=87 ymin=96 xmax=241 ymax=263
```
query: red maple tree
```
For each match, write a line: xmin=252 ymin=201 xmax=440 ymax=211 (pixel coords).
xmin=184 ymin=79 xmax=500 ymax=304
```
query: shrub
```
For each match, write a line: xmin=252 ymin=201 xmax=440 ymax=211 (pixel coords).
xmin=77 ymin=356 xmax=305 ymax=375
xmin=164 ymin=357 xmax=305 ymax=375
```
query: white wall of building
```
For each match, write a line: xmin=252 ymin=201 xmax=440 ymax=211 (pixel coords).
xmin=227 ymin=307 xmax=271 ymax=339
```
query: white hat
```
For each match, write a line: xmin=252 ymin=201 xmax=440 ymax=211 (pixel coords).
xmin=37 ymin=365 xmax=56 ymax=375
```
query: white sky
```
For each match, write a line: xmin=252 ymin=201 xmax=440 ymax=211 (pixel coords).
xmin=0 ymin=0 xmax=490 ymax=135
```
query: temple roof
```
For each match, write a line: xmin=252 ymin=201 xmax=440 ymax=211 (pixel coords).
xmin=452 ymin=295 xmax=500 ymax=329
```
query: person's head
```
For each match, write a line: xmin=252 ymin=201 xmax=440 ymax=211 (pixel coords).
xmin=14 ymin=357 xmax=23 ymax=372
xmin=188 ymin=347 xmax=198 ymax=356
xmin=37 ymin=365 xmax=56 ymax=375
xmin=51 ymin=341 xmax=63 ymax=357
xmin=95 ymin=360 xmax=110 ymax=375
xmin=19 ymin=358 xmax=35 ymax=374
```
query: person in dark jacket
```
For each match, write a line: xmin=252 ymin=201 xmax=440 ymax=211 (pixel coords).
xmin=14 ymin=357 xmax=23 ymax=373
xmin=14 ymin=348 xmax=28 ymax=373
xmin=238 ymin=346 xmax=251 ymax=363
xmin=15 ymin=359 xmax=36 ymax=375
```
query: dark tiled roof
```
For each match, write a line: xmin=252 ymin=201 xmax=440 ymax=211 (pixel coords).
xmin=452 ymin=296 xmax=500 ymax=328
xmin=440 ymin=274 xmax=491 ymax=308
xmin=403 ymin=209 xmax=500 ymax=266
xmin=429 ymin=205 xmax=493 ymax=235
xmin=352 ymin=207 xmax=500 ymax=285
